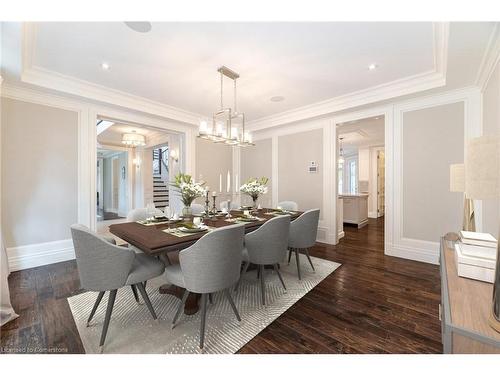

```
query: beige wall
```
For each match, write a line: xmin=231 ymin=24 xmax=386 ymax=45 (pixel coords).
xmin=278 ymin=129 xmax=323 ymax=215
xmin=241 ymin=138 xmax=273 ymax=207
xmin=1 ymin=98 xmax=78 ymax=248
xmin=482 ymin=62 xmax=500 ymax=236
xmin=195 ymin=138 xmax=233 ymax=206
xmin=402 ymin=102 xmax=464 ymax=241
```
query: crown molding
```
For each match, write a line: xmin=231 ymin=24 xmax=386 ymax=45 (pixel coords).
xmin=19 ymin=22 xmax=449 ymax=133
xmin=20 ymin=23 xmax=204 ymax=127
xmin=475 ymin=23 xmax=500 ymax=92
xmin=247 ymin=22 xmax=449 ymax=132
xmin=247 ymin=70 xmax=445 ymax=131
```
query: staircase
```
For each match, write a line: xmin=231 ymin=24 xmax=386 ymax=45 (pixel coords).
xmin=153 ymin=175 xmax=169 ymax=210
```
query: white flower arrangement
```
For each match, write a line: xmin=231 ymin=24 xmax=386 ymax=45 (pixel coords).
xmin=239 ymin=177 xmax=269 ymax=202
xmin=172 ymin=173 xmax=207 ymax=207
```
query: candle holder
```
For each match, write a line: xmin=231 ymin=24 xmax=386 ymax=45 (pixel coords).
xmin=204 ymin=192 xmax=211 ymax=218
xmin=210 ymin=195 xmax=218 ymax=220
xmin=226 ymin=199 xmax=233 ymax=219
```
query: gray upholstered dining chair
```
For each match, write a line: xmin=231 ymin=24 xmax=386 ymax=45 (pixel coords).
xmin=236 ymin=215 xmax=290 ymax=305
xmin=287 ymin=209 xmax=320 ymax=280
xmin=278 ymin=201 xmax=299 ymax=211
xmin=165 ymin=224 xmax=245 ymax=349
xmin=190 ymin=203 xmax=205 ymax=216
xmin=70 ymin=224 xmax=165 ymax=353
xmin=126 ymin=207 xmax=163 ymax=222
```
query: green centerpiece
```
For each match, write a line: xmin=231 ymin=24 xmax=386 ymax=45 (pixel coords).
xmin=239 ymin=177 xmax=269 ymax=208
xmin=171 ymin=173 xmax=206 ymax=217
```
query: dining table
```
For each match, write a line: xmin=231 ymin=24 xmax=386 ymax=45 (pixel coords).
xmin=109 ymin=208 xmax=302 ymax=315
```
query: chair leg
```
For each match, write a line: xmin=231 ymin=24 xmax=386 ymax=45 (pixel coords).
xmin=208 ymin=293 xmax=213 ymax=304
xmin=136 ymin=282 xmax=157 ymax=320
xmin=99 ymin=289 xmax=117 ymax=353
xmin=87 ymin=291 xmax=105 ymax=327
xmin=199 ymin=293 xmax=208 ymax=349
xmin=304 ymin=248 xmax=315 ymax=272
xmin=257 ymin=265 xmax=261 ymax=279
xmin=224 ymin=289 xmax=241 ymax=321
xmin=287 ymin=248 xmax=292 ymax=264
xmin=130 ymin=285 xmax=141 ymax=304
xmin=172 ymin=289 xmax=189 ymax=328
xmin=295 ymin=249 xmax=302 ymax=280
xmin=273 ymin=264 xmax=286 ymax=290
xmin=143 ymin=280 xmax=147 ymax=289
xmin=260 ymin=265 xmax=266 ymax=305
xmin=235 ymin=261 xmax=250 ymax=292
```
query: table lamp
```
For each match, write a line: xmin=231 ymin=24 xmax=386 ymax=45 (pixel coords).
xmin=450 ymin=163 xmax=475 ymax=231
xmin=465 ymin=135 xmax=500 ymax=332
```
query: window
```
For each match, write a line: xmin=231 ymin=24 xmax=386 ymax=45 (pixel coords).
xmin=349 ymin=159 xmax=357 ymax=193
xmin=338 ymin=163 xmax=343 ymax=194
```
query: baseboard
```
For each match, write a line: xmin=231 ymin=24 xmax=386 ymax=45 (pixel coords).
xmin=338 ymin=231 xmax=345 ymax=239
xmin=368 ymin=211 xmax=378 ymax=218
xmin=6 ymin=239 xmax=75 ymax=272
xmin=385 ymin=243 xmax=439 ymax=265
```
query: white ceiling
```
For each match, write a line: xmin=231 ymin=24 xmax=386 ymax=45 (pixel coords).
xmin=97 ymin=121 xmax=169 ymax=147
xmin=31 ymin=22 xmax=436 ymax=121
xmin=338 ymin=116 xmax=384 ymax=154
xmin=1 ymin=22 xmax=497 ymax=127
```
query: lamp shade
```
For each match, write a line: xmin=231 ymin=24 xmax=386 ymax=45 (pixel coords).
xmin=450 ymin=163 xmax=465 ymax=192
xmin=121 ymin=132 xmax=146 ymax=147
xmin=465 ymin=136 xmax=500 ymax=200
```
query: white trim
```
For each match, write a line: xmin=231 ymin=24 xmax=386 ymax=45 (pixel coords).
xmin=6 ymin=239 xmax=75 ymax=272
xmin=21 ymin=23 xmax=206 ymax=127
xmin=391 ymin=86 xmax=482 ymax=264
xmin=332 ymin=105 xmax=393 ymax=255
xmin=338 ymin=231 xmax=345 ymax=240
xmin=19 ymin=22 xmax=448 ymax=134
xmin=248 ymin=71 xmax=445 ymax=132
xmin=385 ymin=244 xmax=439 ymax=265
xmin=247 ymin=23 xmax=448 ymax=132
xmin=475 ymin=23 xmax=500 ymax=92
xmin=1 ymin=82 xmax=196 ymax=232
xmin=368 ymin=211 xmax=378 ymax=219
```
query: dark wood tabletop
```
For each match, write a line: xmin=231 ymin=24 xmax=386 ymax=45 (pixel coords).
xmin=109 ymin=208 xmax=302 ymax=256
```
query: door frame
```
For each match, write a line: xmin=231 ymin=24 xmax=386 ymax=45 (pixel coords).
xmin=88 ymin=106 xmax=196 ymax=231
xmin=331 ymin=106 xmax=393 ymax=253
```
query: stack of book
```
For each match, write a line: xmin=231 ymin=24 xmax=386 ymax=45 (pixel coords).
xmin=454 ymin=231 xmax=498 ymax=283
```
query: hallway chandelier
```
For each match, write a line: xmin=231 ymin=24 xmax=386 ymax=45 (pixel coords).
xmin=122 ymin=130 xmax=146 ymax=147
xmin=338 ymin=137 xmax=345 ymax=165
xmin=198 ymin=66 xmax=254 ymax=147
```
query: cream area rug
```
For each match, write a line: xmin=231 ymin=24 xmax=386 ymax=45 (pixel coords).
xmin=68 ymin=256 xmax=341 ymax=354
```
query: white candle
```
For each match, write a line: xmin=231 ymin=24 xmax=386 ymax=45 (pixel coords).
xmin=227 ymin=171 xmax=231 ymax=193
xmin=212 ymin=191 xmax=217 ymax=197
xmin=219 ymin=174 xmax=222 ymax=193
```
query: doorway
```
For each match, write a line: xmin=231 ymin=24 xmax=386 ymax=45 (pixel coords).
xmin=336 ymin=115 xmax=386 ymax=246
xmin=96 ymin=148 xmax=129 ymax=221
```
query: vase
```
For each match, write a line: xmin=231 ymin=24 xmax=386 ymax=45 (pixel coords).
xmin=252 ymin=196 xmax=258 ymax=209
xmin=182 ymin=205 xmax=192 ymax=219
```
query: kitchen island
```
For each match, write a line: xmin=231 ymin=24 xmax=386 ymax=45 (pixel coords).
xmin=339 ymin=193 xmax=369 ymax=228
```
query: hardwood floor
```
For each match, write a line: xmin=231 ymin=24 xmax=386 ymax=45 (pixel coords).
xmin=0 ymin=218 xmax=442 ymax=354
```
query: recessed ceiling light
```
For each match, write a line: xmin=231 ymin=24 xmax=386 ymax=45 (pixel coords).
xmin=124 ymin=22 xmax=152 ymax=33
xmin=368 ymin=63 xmax=378 ymax=71
xmin=101 ymin=62 xmax=110 ymax=71
xmin=270 ymin=96 xmax=285 ymax=102
xmin=375 ymin=117 xmax=380 ymax=120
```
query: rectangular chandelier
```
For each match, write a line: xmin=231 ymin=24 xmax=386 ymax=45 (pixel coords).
xmin=198 ymin=66 xmax=254 ymax=147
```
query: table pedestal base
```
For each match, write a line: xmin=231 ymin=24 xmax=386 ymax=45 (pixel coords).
xmin=159 ymin=284 xmax=200 ymax=315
